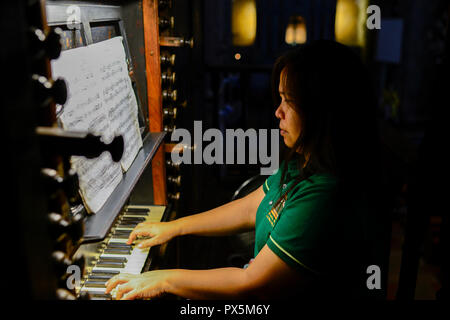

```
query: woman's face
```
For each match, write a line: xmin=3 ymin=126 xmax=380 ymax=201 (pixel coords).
xmin=275 ymin=70 xmax=302 ymax=149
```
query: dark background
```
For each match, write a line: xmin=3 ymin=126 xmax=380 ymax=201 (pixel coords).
xmin=168 ymin=0 xmax=449 ymax=300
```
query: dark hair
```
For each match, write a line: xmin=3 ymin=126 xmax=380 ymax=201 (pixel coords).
xmin=271 ymin=40 xmax=380 ymax=202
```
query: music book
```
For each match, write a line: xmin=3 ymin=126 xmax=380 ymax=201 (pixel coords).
xmin=51 ymin=36 xmax=143 ymax=213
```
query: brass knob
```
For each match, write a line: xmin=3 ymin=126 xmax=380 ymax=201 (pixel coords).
xmin=168 ymin=192 xmax=180 ymax=201
xmin=161 ymin=70 xmax=176 ymax=86
xmin=159 ymin=16 xmax=174 ymax=31
xmin=163 ymin=124 xmax=176 ymax=133
xmin=168 ymin=175 xmax=181 ymax=186
xmin=159 ymin=0 xmax=172 ymax=11
xmin=163 ymin=107 xmax=177 ymax=119
xmin=166 ymin=159 xmax=181 ymax=170
xmin=162 ymin=89 xmax=177 ymax=102
xmin=180 ymin=37 xmax=194 ymax=48
xmin=160 ymin=52 xmax=176 ymax=66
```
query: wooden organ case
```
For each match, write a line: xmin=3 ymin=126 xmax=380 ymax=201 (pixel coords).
xmin=9 ymin=0 xmax=192 ymax=300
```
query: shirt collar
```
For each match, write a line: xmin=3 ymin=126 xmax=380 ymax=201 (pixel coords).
xmin=286 ymin=159 xmax=301 ymax=178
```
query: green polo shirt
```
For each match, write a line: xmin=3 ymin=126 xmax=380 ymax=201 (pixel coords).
xmin=254 ymin=160 xmax=381 ymax=298
xmin=255 ymin=160 xmax=340 ymax=275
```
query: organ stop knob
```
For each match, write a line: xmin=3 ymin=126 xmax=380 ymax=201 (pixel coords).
xmin=161 ymin=70 xmax=176 ymax=86
xmin=29 ymin=27 xmax=63 ymax=61
xmin=162 ymin=89 xmax=177 ymax=102
xmin=32 ymin=75 xmax=67 ymax=106
xmin=37 ymin=127 xmax=124 ymax=163
xmin=160 ymin=52 xmax=176 ymax=67
xmin=168 ymin=175 xmax=181 ymax=187
xmin=163 ymin=107 xmax=177 ymax=119
xmin=159 ymin=16 xmax=175 ymax=31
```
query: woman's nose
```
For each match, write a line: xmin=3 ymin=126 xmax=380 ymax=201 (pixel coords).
xmin=275 ymin=104 xmax=284 ymax=119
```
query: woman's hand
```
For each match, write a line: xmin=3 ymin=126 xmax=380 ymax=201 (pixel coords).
xmin=127 ymin=221 xmax=180 ymax=248
xmin=105 ymin=271 xmax=171 ymax=300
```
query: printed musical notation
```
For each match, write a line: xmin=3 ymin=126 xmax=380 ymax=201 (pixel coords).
xmin=51 ymin=37 xmax=143 ymax=213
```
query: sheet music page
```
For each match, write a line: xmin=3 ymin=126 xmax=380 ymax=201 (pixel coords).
xmin=51 ymin=37 xmax=143 ymax=213
xmin=89 ymin=37 xmax=143 ymax=171
xmin=52 ymin=44 xmax=123 ymax=213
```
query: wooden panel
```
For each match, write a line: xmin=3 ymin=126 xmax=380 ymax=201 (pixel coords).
xmin=151 ymin=147 xmax=167 ymax=205
xmin=143 ymin=0 xmax=162 ymax=131
xmin=143 ymin=0 xmax=167 ymax=205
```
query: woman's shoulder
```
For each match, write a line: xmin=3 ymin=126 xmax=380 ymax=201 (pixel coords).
xmin=281 ymin=174 xmax=338 ymax=224
xmin=294 ymin=173 xmax=338 ymax=195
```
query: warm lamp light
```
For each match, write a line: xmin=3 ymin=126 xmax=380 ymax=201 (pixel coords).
xmin=285 ymin=16 xmax=307 ymax=45
xmin=232 ymin=0 xmax=257 ymax=46
xmin=285 ymin=23 xmax=295 ymax=44
xmin=295 ymin=21 xmax=307 ymax=44
xmin=335 ymin=0 xmax=368 ymax=47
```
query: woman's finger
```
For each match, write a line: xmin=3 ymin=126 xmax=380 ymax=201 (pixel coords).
xmin=127 ymin=228 xmax=149 ymax=244
xmin=126 ymin=224 xmax=154 ymax=244
xmin=121 ymin=289 xmax=139 ymax=300
xmin=126 ymin=230 xmax=139 ymax=244
xmin=137 ymin=237 xmax=158 ymax=248
xmin=115 ymin=284 xmax=133 ymax=300
xmin=105 ymin=275 xmax=129 ymax=294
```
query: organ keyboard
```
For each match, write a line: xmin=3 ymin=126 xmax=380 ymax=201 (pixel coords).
xmin=76 ymin=205 xmax=166 ymax=300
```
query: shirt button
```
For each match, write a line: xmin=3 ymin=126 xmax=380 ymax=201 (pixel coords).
xmin=282 ymin=184 xmax=287 ymax=189
xmin=269 ymin=201 xmax=273 ymax=205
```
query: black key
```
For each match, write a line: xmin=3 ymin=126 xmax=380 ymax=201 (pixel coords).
xmin=117 ymin=223 xmax=137 ymax=229
xmin=121 ymin=217 xmax=145 ymax=222
xmin=122 ymin=216 xmax=146 ymax=220
xmin=117 ymin=223 xmax=139 ymax=228
xmin=126 ymin=207 xmax=149 ymax=213
xmin=96 ymin=261 xmax=125 ymax=268
xmin=112 ymin=231 xmax=132 ymax=236
xmin=120 ymin=221 xmax=145 ymax=225
xmin=88 ymin=274 xmax=115 ymax=281
xmin=114 ymin=229 xmax=132 ymax=234
xmin=99 ymin=256 xmax=127 ymax=263
xmin=111 ymin=234 xmax=130 ymax=239
xmin=84 ymin=280 xmax=107 ymax=288
xmin=104 ymin=248 xmax=131 ymax=254
xmin=106 ymin=243 xmax=132 ymax=249
xmin=90 ymin=270 xmax=120 ymax=276
xmin=104 ymin=248 xmax=131 ymax=255
xmin=124 ymin=210 xmax=149 ymax=216
xmin=105 ymin=244 xmax=131 ymax=250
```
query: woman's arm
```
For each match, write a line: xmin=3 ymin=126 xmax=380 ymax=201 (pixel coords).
xmin=175 ymin=185 xmax=265 ymax=237
xmin=127 ymin=186 xmax=265 ymax=248
xmin=106 ymin=244 xmax=314 ymax=300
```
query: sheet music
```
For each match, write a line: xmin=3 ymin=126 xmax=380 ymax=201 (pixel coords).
xmin=51 ymin=37 xmax=143 ymax=213
xmin=90 ymin=37 xmax=143 ymax=171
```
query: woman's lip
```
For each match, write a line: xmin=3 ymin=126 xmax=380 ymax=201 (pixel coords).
xmin=280 ymin=129 xmax=287 ymax=135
